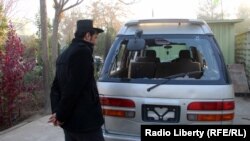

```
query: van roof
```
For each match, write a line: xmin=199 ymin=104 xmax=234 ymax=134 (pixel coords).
xmin=117 ymin=19 xmax=214 ymax=35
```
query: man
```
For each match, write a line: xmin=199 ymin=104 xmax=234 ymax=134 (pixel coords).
xmin=49 ymin=19 xmax=105 ymax=141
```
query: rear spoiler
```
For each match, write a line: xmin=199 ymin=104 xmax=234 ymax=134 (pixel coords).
xmin=125 ymin=19 xmax=206 ymax=26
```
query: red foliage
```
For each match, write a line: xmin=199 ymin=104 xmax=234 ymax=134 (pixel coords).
xmin=0 ymin=23 xmax=36 ymax=126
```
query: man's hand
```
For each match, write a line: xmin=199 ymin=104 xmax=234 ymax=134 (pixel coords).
xmin=48 ymin=113 xmax=63 ymax=126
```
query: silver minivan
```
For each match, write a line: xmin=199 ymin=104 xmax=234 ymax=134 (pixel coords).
xmin=98 ymin=19 xmax=235 ymax=141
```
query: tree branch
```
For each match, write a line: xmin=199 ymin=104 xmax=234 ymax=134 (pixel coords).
xmin=53 ymin=0 xmax=59 ymax=6
xmin=118 ymin=0 xmax=140 ymax=5
xmin=60 ymin=0 xmax=64 ymax=6
xmin=1 ymin=0 xmax=20 ymax=18
xmin=64 ymin=0 xmax=69 ymax=5
xmin=62 ymin=0 xmax=84 ymax=12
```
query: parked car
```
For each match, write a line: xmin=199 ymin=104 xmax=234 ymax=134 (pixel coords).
xmin=98 ymin=19 xmax=235 ymax=141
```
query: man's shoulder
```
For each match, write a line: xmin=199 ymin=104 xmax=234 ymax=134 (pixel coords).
xmin=69 ymin=40 xmax=91 ymax=51
xmin=64 ymin=42 xmax=89 ymax=54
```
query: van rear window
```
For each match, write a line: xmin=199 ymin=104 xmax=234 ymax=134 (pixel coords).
xmin=107 ymin=35 xmax=221 ymax=81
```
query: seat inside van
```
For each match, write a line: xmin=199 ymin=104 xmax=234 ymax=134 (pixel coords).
xmin=172 ymin=50 xmax=193 ymax=62
xmin=155 ymin=50 xmax=202 ymax=78
xmin=128 ymin=50 xmax=160 ymax=78
xmin=136 ymin=50 xmax=160 ymax=63
xmin=128 ymin=49 xmax=202 ymax=79
xmin=128 ymin=61 xmax=156 ymax=78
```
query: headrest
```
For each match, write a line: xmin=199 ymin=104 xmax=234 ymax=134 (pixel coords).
xmin=179 ymin=50 xmax=191 ymax=59
xmin=145 ymin=50 xmax=156 ymax=58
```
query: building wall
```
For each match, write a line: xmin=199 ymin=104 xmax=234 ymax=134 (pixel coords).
xmin=208 ymin=22 xmax=236 ymax=65
xmin=235 ymin=31 xmax=250 ymax=81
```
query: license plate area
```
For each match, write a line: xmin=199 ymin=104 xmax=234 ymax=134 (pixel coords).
xmin=142 ymin=105 xmax=180 ymax=123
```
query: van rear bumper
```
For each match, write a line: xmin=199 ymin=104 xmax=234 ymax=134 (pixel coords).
xmin=103 ymin=130 xmax=140 ymax=141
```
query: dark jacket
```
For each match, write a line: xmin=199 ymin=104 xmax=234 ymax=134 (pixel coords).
xmin=50 ymin=38 xmax=104 ymax=133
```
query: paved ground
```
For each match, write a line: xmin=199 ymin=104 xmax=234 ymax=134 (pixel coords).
xmin=234 ymin=96 xmax=250 ymax=124
xmin=0 ymin=115 xmax=64 ymax=141
xmin=0 ymin=96 xmax=249 ymax=141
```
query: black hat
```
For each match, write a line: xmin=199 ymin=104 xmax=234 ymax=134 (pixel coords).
xmin=76 ymin=19 xmax=104 ymax=34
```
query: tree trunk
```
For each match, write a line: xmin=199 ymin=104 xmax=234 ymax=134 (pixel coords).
xmin=40 ymin=0 xmax=51 ymax=113
xmin=51 ymin=12 xmax=60 ymax=76
xmin=51 ymin=0 xmax=84 ymax=76
xmin=104 ymin=31 xmax=111 ymax=60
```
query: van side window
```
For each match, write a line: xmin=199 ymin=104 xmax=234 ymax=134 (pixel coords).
xmin=109 ymin=43 xmax=126 ymax=77
xmin=109 ymin=41 xmax=139 ymax=78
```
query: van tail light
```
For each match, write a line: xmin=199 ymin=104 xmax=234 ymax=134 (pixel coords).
xmin=102 ymin=109 xmax=135 ymax=118
xmin=187 ymin=101 xmax=234 ymax=121
xmin=187 ymin=113 xmax=234 ymax=121
xmin=100 ymin=97 xmax=135 ymax=107
xmin=100 ymin=97 xmax=135 ymax=118
xmin=187 ymin=101 xmax=234 ymax=110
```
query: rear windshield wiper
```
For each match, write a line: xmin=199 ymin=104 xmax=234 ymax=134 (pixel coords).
xmin=147 ymin=71 xmax=202 ymax=92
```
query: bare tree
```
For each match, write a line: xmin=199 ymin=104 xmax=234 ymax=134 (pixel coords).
xmin=0 ymin=0 xmax=33 ymax=35
xmin=40 ymin=0 xmax=50 ymax=112
xmin=87 ymin=0 xmax=126 ymax=31
xmin=235 ymin=2 xmax=250 ymax=34
xmin=0 ymin=0 xmax=19 ymax=18
xmin=59 ymin=9 xmax=84 ymax=47
xmin=197 ymin=0 xmax=224 ymax=20
xmin=52 ymin=0 xmax=141 ymax=71
xmin=51 ymin=0 xmax=84 ymax=75
xmin=84 ymin=0 xmax=128 ymax=58
xmin=237 ymin=4 xmax=250 ymax=19
xmin=118 ymin=0 xmax=140 ymax=5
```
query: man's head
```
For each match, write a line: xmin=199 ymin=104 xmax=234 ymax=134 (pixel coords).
xmin=74 ymin=19 xmax=104 ymax=45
